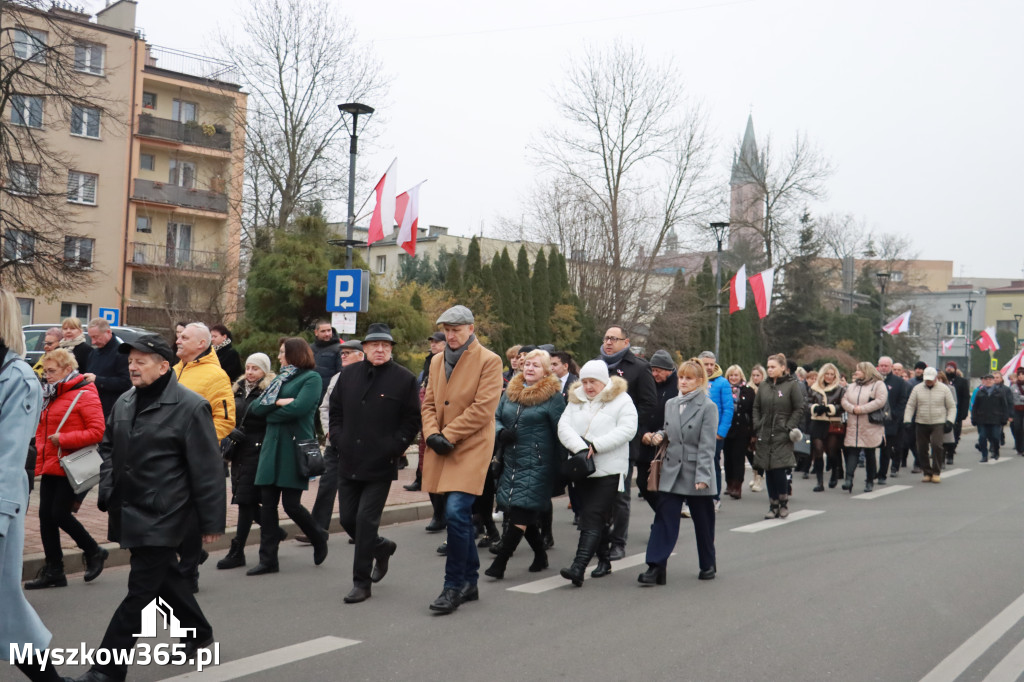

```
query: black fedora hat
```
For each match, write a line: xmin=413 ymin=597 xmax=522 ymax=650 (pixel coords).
xmin=363 ymin=323 xmax=395 ymax=344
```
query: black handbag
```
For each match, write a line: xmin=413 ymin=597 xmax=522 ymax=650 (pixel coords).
xmin=562 ymin=448 xmax=596 ymax=483
xmin=867 ymin=383 xmax=892 ymax=425
xmin=295 ymin=437 xmax=325 ymax=477
xmin=492 ymin=405 xmax=523 ymax=477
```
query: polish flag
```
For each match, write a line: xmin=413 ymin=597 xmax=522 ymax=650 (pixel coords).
xmin=976 ymin=326 xmax=1000 ymax=352
xmin=940 ymin=338 xmax=955 ymax=356
xmin=748 ymin=268 xmax=774 ymax=319
xmin=1001 ymin=347 xmax=1024 ymax=381
xmin=729 ymin=265 xmax=747 ymax=313
xmin=395 ymin=181 xmax=424 ymax=257
xmin=882 ymin=310 xmax=911 ymax=335
xmin=367 ymin=158 xmax=397 ymax=246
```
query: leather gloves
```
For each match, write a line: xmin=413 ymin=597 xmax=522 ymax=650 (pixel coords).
xmin=497 ymin=428 xmax=517 ymax=445
xmin=427 ymin=433 xmax=455 ymax=455
xmin=789 ymin=428 xmax=803 ymax=443
xmin=813 ymin=404 xmax=828 ymax=416
xmin=943 ymin=420 xmax=954 ymax=434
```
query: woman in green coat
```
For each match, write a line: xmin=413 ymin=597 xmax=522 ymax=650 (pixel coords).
xmin=247 ymin=337 xmax=328 ymax=576
xmin=752 ymin=353 xmax=805 ymax=520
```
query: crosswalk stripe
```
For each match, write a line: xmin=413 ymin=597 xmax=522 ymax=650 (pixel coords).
xmin=982 ymin=635 xmax=1024 ymax=682
xmin=161 ymin=635 xmax=360 ymax=681
xmin=920 ymin=590 xmax=1024 ymax=682
xmin=982 ymin=458 xmax=1009 ymax=465
xmin=939 ymin=468 xmax=969 ymax=478
xmin=730 ymin=509 xmax=824 ymax=533
xmin=853 ymin=484 xmax=911 ymax=500
xmin=507 ymin=552 xmax=671 ymax=593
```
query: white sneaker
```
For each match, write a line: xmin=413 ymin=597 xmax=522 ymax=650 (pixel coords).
xmin=680 ymin=503 xmax=691 ymax=518
xmin=714 ymin=500 xmax=721 ymax=513
xmin=751 ymin=474 xmax=764 ymax=492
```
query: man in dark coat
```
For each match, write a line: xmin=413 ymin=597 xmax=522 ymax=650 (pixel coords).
xmin=551 ymin=350 xmax=578 ymax=401
xmin=637 ymin=349 xmax=678 ymax=509
xmin=596 ymin=325 xmax=657 ymax=561
xmin=81 ymin=334 xmax=225 ymax=682
xmin=84 ymin=317 xmax=131 ymax=419
xmin=329 ymin=323 xmax=421 ymax=604
xmin=877 ymin=356 xmax=909 ymax=482
xmin=312 ymin=319 xmax=343 ymax=400
xmin=210 ymin=324 xmax=243 ymax=383
xmin=944 ymin=361 xmax=971 ymax=454
xmin=973 ymin=373 xmax=1011 ymax=461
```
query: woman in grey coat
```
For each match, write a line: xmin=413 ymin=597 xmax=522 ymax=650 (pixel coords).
xmin=643 ymin=359 xmax=719 ymax=585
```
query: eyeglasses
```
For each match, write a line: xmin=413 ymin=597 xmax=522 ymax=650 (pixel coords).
xmin=603 ymin=336 xmax=626 ymax=343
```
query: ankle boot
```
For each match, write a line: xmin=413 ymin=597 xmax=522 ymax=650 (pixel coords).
xmin=561 ymin=529 xmax=601 ymax=587
xmin=764 ymin=500 xmax=780 ymax=519
xmin=814 ymin=471 xmax=825 ymax=492
xmin=638 ymin=563 xmax=666 ymax=585
xmin=591 ymin=544 xmax=612 ymax=578
xmin=778 ymin=494 xmax=789 ymax=518
xmin=25 ymin=560 xmax=67 ymax=590
xmin=217 ymin=538 xmax=246 ymax=569
xmin=484 ymin=526 xmax=524 ymax=579
xmin=540 ymin=507 xmax=555 ymax=549
xmin=84 ymin=546 xmax=109 ymax=582
xmin=523 ymin=526 xmax=549 ymax=573
xmin=425 ymin=493 xmax=446 ymax=532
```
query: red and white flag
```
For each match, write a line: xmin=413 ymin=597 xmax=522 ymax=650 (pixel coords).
xmin=940 ymin=338 xmax=955 ymax=356
xmin=976 ymin=326 xmax=1000 ymax=352
xmin=748 ymin=268 xmax=774 ymax=319
xmin=882 ymin=310 xmax=911 ymax=335
xmin=729 ymin=265 xmax=747 ymax=314
xmin=367 ymin=158 xmax=397 ymax=246
xmin=1001 ymin=347 xmax=1024 ymax=380
xmin=395 ymin=181 xmax=424 ymax=257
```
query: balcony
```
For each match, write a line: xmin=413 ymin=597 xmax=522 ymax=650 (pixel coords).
xmin=129 ymin=241 xmax=225 ymax=274
xmin=144 ymin=45 xmax=240 ymax=87
xmin=138 ymin=114 xmax=231 ymax=151
xmin=132 ymin=178 xmax=227 ymax=214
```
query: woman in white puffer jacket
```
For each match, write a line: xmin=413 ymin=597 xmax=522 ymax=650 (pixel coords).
xmin=557 ymin=360 xmax=638 ymax=586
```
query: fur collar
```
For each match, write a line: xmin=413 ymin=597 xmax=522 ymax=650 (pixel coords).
xmin=234 ymin=373 xmax=275 ymax=393
xmin=506 ymin=373 xmax=562 ymax=406
xmin=810 ymin=382 xmax=841 ymax=397
xmin=567 ymin=375 xmax=629 ymax=405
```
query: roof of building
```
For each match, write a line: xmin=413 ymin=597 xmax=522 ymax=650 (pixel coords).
xmin=730 ymin=114 xmax=764 ymax=186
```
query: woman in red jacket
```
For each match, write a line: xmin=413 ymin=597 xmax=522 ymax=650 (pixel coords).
xmin=25 ymin=347 xmax=107 ymax=589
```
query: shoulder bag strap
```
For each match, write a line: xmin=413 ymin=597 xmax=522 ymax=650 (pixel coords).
xmin=53 ymin=388 xmax=86 ymax=457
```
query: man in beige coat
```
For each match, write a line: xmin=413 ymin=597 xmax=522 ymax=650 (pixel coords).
xmin=421 ymin=305 xmax=503 ymax=614
xmin=904 ymin=367 xmax=956 ymax=483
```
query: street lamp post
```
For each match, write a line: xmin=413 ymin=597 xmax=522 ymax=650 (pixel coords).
xmin=876 ymin=272 xmax=891 ymax=359
xmin=709 ymin=221 xmax=730 ymax=360
xmin=935 ymin=321 xmax=942 ymax=368
xmin=337 ymin=102 xmax=374 ymax=268
xmin=965 ymin=291 xmax=977 ymax=379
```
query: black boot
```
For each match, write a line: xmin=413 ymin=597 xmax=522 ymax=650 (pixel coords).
xmin=638 ymin=563 xmax=666 ymax=585
xmin=841 ymin=452 xmax=856 ymax=492
xmin=523 ymin=525 xmax=549 ymax=573
xmin=425 ymin=493 xmax=446 ymax=532
xmin=403 ymin=469 xmax=422 ymax=491
xmin=217 ymin=538 xmax=246 ymax=569
xmin=540 ymin=506 xmax=555 ymax=549
xmin=484 ymin=526 xmax=524 ymax=579
xmin=489 ymin=514 xmax=510 ymax=555
xmin=24 ymin=560 xmax=67 ymax=590
xmin=560 ymin=529 xmax=601 ymax=587
xmin=813 ymin=470 xmax=825 ymax=492
xmin=477 ymin=515 xmax=500 ymax=548
xmin=84 ymin=546 xmax=109 ymax=582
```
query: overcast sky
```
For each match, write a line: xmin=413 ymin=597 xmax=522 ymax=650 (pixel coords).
xmin=112 ymin=0 xmax=1022 ymax=280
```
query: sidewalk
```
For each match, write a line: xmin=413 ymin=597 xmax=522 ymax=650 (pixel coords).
xmin=21 ymin=448 xmax=432 ymax=580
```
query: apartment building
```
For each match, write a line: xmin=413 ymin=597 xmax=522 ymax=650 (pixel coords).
xmin=3 ymin=0 xmax=245 ymax=329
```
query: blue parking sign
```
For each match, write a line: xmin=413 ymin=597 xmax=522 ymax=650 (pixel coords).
xmin=98 ymin=307 xmax=119 ymax=326
xmin=326 ymin=270 xmax=369 ymax=313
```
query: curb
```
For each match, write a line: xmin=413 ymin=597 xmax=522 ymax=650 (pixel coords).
xmin=22 ymin=500 xmax=434 ymax=581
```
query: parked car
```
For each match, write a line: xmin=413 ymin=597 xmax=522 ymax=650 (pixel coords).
xmin=22 ymin=324 xmax=152 ymax=366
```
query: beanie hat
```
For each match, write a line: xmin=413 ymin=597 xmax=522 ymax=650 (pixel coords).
xmin=246 ymin=352 xmax=272 ymax=376
xmin=945 ymin=361 xmax=958 ymax=370
xmin=649 ymin=349 xmax=676 ymax=371
xmin=914 ymin=361 xmax=928 ymax=370
xmin=579 ymin=360 xmax=610 ymax=385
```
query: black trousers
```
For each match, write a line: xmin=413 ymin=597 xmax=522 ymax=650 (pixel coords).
xmin=764 ymin=468 xmax=789 ymax=500
xmin=37 ymin=474 xmax=99 ymax=563
xmin=646 ymin=492 xmax=715 ymax=571
xmin=878 ymin=429 xmax=901 ymax=478
xmin=845 ymin=446 xmax=877 ymax=483
xmin=176 ymin=513 xmax=202 ymax=579
xmin=311 ymin=444 xmax=339 ymax=531
xmin=634 ymin=458 xmax=658 ymax=512
xmin=608 ymin=464 xmax=631 ymax=548
xmin=258 ymin=485 xmax=323 ymax=566
xmin=337 ymin=477 xmax=392 ymax=588
xmin=575 ymin=475 xmax=619 ymax=532
xmin=723 ymin=435 xmax=749 ymax=486
xmin=92 ymin=546 xmax=212 ymax=680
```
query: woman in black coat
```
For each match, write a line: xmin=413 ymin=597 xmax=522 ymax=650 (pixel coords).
xmin=722 ymin=365 xmax=756 ymax=499
xmin=807 ymin=363 xmax=846 ymax=491
xmin=217 ymin=353 xmax=275 ymax=569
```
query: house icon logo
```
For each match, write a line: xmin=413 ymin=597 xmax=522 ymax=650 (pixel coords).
xmin=132 ymin=597 xmax=197 ymax=639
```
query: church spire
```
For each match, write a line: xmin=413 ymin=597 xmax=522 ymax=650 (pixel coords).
xmin=730 ymin=114 xmax=763 ymax=186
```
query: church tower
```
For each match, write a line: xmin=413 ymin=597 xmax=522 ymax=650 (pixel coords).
xmin=729 ymin=115 xmax=765 ymax=252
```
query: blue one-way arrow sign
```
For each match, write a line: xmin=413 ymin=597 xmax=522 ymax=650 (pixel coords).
xmin=327 ymin=269 xmax=369 ymax=313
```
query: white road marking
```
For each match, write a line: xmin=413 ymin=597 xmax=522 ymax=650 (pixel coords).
xmin=161 ymin=636 xmax=360 ymax=681
xmin=983 ymin=458 xmax=1009 ymax=465
xmin=507 ymin=552 xmax=672 ymax=593
xmin=939 ymin=468 xmax=969 ymax=478
xmin=982 ymin=635 xmax=1024 ymax=682
xmin=919 ymin=590 xmax=1024 ymax=682
xmin=730 ymin=509 xmax=824 ymax=533
xmin=852 ymin=484 xmax=911 ymax=500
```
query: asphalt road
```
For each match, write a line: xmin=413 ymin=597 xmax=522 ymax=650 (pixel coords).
xmin=14 ymin=450 xmax=1024 ymax=682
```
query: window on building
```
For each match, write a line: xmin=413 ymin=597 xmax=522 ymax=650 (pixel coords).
xmin=142 ymin=91 xmax=157 ymax=109
xmin=7 ymin=162 xmax=40 ymax=195
xmin=66 ymin=171 xmax=98 ymax=205
xmin=13 ymin=28 xmax=46 ymax=63
xmin=136 ymin=215 xmax=152 ymax=233
xmin=997 ymin=320 xmax=1017 ymax=334
xmin=168 ymin=159 xmax=195 ymax=189
xmin=139 ymin=153 xmax=155 ymax=171
xmin=63 ymin=236 xmax=94 ymax=269
xmin=60 ymin=302 xmax=91 ymax=321
xmin=166 ymin=222 xmax=192 ymax=266
xmin=70 ymin=105 xmax=100 ymax=138
xmin=946 ymin=321 xmax=966 ymax=336
xmin=376 ymin=255 xmax=386 ymax=274
xmin=73 ymin=42 xmax=104 ymax=75
xmin=171 ymin=99 xmax=198 ymax=123
xmin=132 ymin=273 xmax=149 ymax=296
xmin=3 ymin=229 xmax=35 ymax=263
xmin=17 ymin=298 xmax=33 ymax=325
xmin=11 ymin=95 xmax=43 ymax=128
xmin=950 ymin=303 xmax=961 ymax=311
xmin=890 ymin=271 xmax=904 ymax=282
xmin=1003 ymin=302 xmax=1013 ymax=309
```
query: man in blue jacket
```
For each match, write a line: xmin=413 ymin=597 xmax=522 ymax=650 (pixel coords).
xmin=698 ymin=352 xmax=734 ymax=510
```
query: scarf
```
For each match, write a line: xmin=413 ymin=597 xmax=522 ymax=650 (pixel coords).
xmin=243 ymin=379 xmax=259 ymax=398
xmin=259 ymin=365 xmax=298 ymax=406
xmin=59 ymin=334 xmax=87 ymax=349
xmin=444 ymin=334 xmax=475 ymax=380
xmin=731 ymin=382 xmax=744 ymax=403
xmin=43 ymin=370 xmax=80 ymax=407
xmin=213 ymin=337 xmax=232 ymax=352
xmin=599 ymin=345 xmax=629 ymax=370
xmin=134 ymin=370 xmax=173 ymax=422
xmin=676 ymin=386 xmax=702 ymax=416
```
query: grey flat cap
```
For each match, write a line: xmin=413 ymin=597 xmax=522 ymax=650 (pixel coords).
xmin=436 ymin=305 xmax=474 ymax=325
xmin=339 ymin=339 xmax=363 ymax=352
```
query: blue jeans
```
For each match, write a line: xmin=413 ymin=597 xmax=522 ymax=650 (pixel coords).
xmin=444 ymin=492 xmax=479 ymax=589
xmin=977 ymin=424 xmax=1002 ymax=459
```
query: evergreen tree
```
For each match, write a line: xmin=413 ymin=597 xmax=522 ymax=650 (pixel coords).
xmin=516 ymin=245 xmax=535 ymax=340
xmin=444 ymin=255 xmax=463 ymax=296
xmin=766 ymin=215 xmax=827 ymax=355
xmin=532 ymin=249 xmax=551 ymax=342
xmin=464 ymin=236 xmax=483 ymax=290
xmin=497 ymin=248 xmax=523 ymax=344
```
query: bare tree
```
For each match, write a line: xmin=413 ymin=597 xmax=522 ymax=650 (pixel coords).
xmin=529 ymin=40 xmax=717 ymax=329
xmin=220 ymin=0 xmax=389 ymax=250
xmin=0 ymin=1 xmax=125 ymax=293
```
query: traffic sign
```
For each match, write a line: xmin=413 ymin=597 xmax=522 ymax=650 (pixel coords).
xmin=991 ymin=357 xmax=998 ymax=371
xmin=327 ymin=269 xmax=369 ymax=313
xmin=98 ymin=307 xmax=120 ymax=326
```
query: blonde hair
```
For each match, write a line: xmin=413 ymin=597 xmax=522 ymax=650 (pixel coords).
xmin=813 ymin=363 xmax=840 ymax=390
xmin=43 ymin=348 xmax=78 ymax=371
xmin=767 ymin=353 xmax=788 ymax=374
xmin=677 ymin=358 xmax=709 ymax=390
xmin=856 ymin=361 xmax=883 ymax=383
xmin=750 ymin=364 xmax=765 ymax=381
xmin=523 ymin=349 xmax=552 ymax=373
xmin=725 ymin=364 xmax=746 ymax=383
xmin=62 ymin=317 xmax=83 ymax=332
xmin=0 ymin=290 xmax=26 ymax=356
